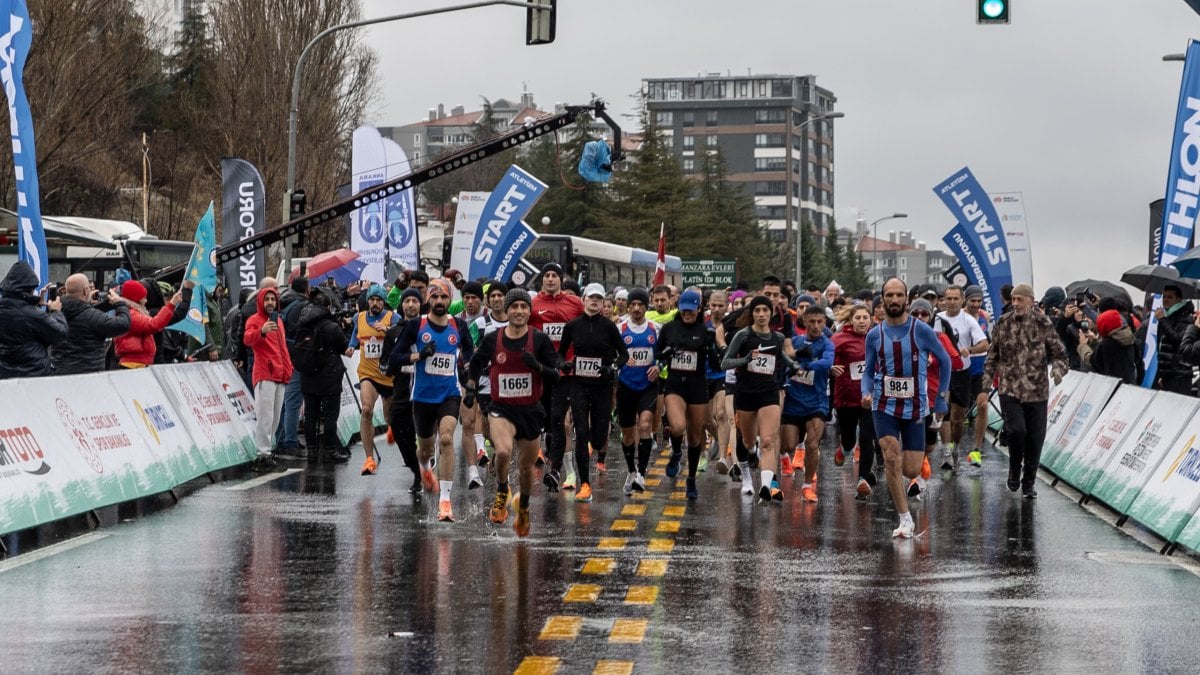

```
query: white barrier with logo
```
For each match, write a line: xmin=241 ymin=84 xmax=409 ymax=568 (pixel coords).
xmin=1050 ymin=384 xmax=1155 ymax=492
xmin=1041 ymin=370 xmax=1086 ymax=459
xmin=1041 ymin=373 xmax=1118 ymax=469
xmin=0 ymin=363 xmax=258 ymax=536
xmin=337 ymin=352 xmax=387 ymax=446
xmin=1090 ymin=392 xmax=1199 ymax=515
xmin=1125 ymin=409 xmax=1200 ymax=543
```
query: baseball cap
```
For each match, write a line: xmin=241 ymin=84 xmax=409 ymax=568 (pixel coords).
xmin=583 ymin=282 xmax=605 ymax=298
xmin=678 ymin=288 xmax=702 ymax=312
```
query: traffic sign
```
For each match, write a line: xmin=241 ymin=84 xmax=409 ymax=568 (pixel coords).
xmin=682 ymin=259 xmax=737 ymax=288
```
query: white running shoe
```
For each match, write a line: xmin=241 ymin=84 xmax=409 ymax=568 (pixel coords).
xmin=741 ymin=474 xmax=755 ymax=496
xmin=892 ymin=521 xmax=915 ymax=538
xmin=631 ymin=472 xmax=646 ymax=492
xmin=623 ymin=472 xmax=635 ymax=495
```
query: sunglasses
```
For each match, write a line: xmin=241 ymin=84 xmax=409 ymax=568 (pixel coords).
xmin=913 ymin=311 xmax=931 ymax=318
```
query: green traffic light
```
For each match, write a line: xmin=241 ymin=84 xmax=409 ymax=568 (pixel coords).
xmin=982 ymin=0 xmax=1006 ymax=19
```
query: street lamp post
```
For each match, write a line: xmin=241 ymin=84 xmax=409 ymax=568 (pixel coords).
xmin=870 ymin=213 xmax=908 ymax=286
xmin=283 ymin=0 xmax=535 ymax=279
xmin=793 ymin=111 xmax=845 ymax=285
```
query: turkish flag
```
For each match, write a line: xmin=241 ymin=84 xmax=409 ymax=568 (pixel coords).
xmin=653 ymin=222 xmax=666 ymax=286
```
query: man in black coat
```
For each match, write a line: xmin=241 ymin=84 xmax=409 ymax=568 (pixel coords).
xmin=296 ymin=291 xmax=351 ymax=463
xmin=52 ymin=273 xmax=132 ymax=375
xmin=1137 ymin=284 xmax=1195 ymax=395
xmin=0 ymin=261 xmax=68 ymax=379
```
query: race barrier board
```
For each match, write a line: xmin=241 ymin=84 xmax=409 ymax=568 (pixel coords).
xmin=1089 ymin=392 xmax=1199 ymax=515
xmin=336 ymin=352 xmax=387 ymax=446
xmin=1041 ymin=370 xmax=1087 ymax=462
xmin=0 ymin=363 xmax=257 ymax=536
xmin=1124 ymin=409 xmax=1200 ymax=544
xmin=1049 ymin=384 xmax=1156 ymax=492
xmin=1041 ymin=373 xmax=1119 ymax=470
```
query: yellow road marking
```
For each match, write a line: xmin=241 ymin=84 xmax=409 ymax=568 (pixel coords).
xmin=609 ymin=618 xmax=648 ymax=643
xmin=662 ymin=505 xmax=686 ymax=517
xmin=668 ymin=491 xmax=687 ymax=500
xmin=654 ymin=458 xmax=668 ymax=467
xmin=597 ymin=537 xmax=626 ymax=550
xmin=647 ymin=538 xmax=674 ymax=553
xmin=611 ymin=519 xmax=638 ymax=532
xmin=656 ymin=520 xmax=681 ymax=533
xmin=644 ymin=478 xmax=662 ymax=487
xmin=624 ymin=585 xmax=659 ymax=605
xmin=515 ymin=655 xmax=561 ymax=674
xmin=582 ymin=558 xmax=616 ymax=575
xmin=539 ymin=616 xmax=583 ymax=640
xmin=621 ymin=504 xmax=646 ymax=516
xmin=564 ymin=583 xmax=602 ymax=603
xmin=632 ymin=491 xmax=653 ymax=500
xmin=647 ymin=468 xmax=666 ymax=476
xmin=593 ymin=661 xmax=634 ymax=675
xmin=637 ymin=558 xmax=668 ymax=576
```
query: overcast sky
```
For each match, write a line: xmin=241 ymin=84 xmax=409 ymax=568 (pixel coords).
xmin=359 ymin=0 xmax=1200 ymax=293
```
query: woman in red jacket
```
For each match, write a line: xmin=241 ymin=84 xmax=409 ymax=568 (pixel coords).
xmin=831 ymin=304 xmax=879 ymax=499
xmin=114 ymin=280 xmax=180 ymax=368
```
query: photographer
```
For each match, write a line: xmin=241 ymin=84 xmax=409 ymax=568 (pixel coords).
xmin=52 ymin=273 xmax=132 ymax=375
xmin=0 ymin=261 xmax=68 ymax=379
xmin=1053 ymin=295 xmax=1086 ymax=371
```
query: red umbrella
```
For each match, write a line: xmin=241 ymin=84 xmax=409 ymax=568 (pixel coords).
xmin=291 ymin=248 xmax=360 ymax=281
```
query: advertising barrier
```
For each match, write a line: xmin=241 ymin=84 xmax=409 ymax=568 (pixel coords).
xmin=0 ymin=363 xmax=258 ymax=536
xmin=1125 ymin=408 xmax=1200 ymax=543
xmin=336 ymin=352 xmax=386 ymax=446
xmin=1042 ymin=370 xmax=1086 ymax=453
xmin=1041 ymin=373 xmax=1119 ymax=469
xmin=1050 ymin=385 xmax=1155 ymax=492
xmin=1090 ymin=392 xmax=1198 ymax=514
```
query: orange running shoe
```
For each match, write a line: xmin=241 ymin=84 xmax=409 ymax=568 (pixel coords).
xmin=489 ymin=492 xmax=509 ymax=523
xmin=421 ymin=467 xmax=438 ymax=492
xmin=386 ymin=427 xmax=395 ymax=445
xmin=361 ymin=455 xmax=377 ymax=476
xmin=833 ymin=447 xmax=845 ymax=466
xmin=780 ymin=452 xmax=794 ymax=477
xmin=575 ymin=483 xmax=593 ymax=503
xmin=802 ymin=484 xmax=818 ymax=503
xmin=853 ymin=445 xmax=861 ymax=462
xmin=437 ymin=499 xmax=455 ymax=522
xmin=514 ymin=508 xmax=531 ymax=537
xmin=921 ymin=456 xmax=932 ymax=480
xmin=793 ymin=447 xmax=805 ymax=469
xmin=856 ymin=478 xmax=872 ymax=498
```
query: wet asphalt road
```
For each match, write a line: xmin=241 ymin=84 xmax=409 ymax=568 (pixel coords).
xmin=2 ymin=432 xmax=1199 ymax=674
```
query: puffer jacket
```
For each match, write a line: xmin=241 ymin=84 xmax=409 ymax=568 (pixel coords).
xmin=1138 ymin=300 xmax=1195 ymax=380
xmin=296 ymin=302 xmax=348 ymax=396
xmin=114 ymin=301 xmax=178 ymax=366
xmin=0 ymin=262 xmax=68 ymax=378
xmin=52 ymin=297 xmax=131 ymax=375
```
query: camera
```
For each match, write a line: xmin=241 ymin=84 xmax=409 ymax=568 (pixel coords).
xmin=45 ymin=283 xmax=59 ymax=302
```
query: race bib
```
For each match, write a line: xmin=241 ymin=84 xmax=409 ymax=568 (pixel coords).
xmin=850 ymin=361 xmax=866 ymax=381
xmin=725 ymin=369 xmax=737 ymax=384
xmin=426 ymin=352 xmax=456 ymax=377
xmin=497 ymin=373 xmax=532 ymax=399
xmin=671 ymin=350 xmax=698 ymax=372
xmin=791 ymin=368 xmax=815 ymax=386
xmin=629 ymin=347 xmax=653 ymax=367
xmin=543 ymin=323 xmax=565 ymax=342
xmin=883 ymin=375 xmax=915 ymax=399
xmin=363 ymin=338 xmax=383 ymax=360
xmin=748 ymin=353 xmax=776 ymax=376
xmin=575 ymin=356 xmax=603 ymax=378
xmin=400 ymin=365 xmax=415 ymax=375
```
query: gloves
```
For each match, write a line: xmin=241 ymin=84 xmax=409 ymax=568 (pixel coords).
xmin=561 ymin=360 xmax=575 ymax=375
xmin=522 ymin=351 xmax=541 ymax=371
xmin=1052 ymin=372 xmax=1063 ymax=386
xmin=463 ymin=383 xmax=477 ymax=409
xmin=418 ymin=342 xmax=437 ymax=360
xmin=794 ymin=343 xmax=812 ymax=359
xmin=788 ymin=362 xmax=804 ymax=377
xmin=659 ymin=345 xmax=675 ymax=361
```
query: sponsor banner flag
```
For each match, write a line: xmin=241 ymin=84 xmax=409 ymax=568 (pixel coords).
xmin=1 ymin=0 xmax=48 ymax=284
xmin=1149 ymin=198 xmax=1166 ymax=266
xmin=990 ymin=192 xmax=1034 ymax=285
xmin=169 ymin=203 xmax=218 ymax=343
xmin=1127 ymin=405 xmax=1200 ymax=543
xmin=942 ymin=261 xmax=969 ymax=287
xmin=1092 ymin=391 xmax=1199 ymax=514
xmin=351 ymin=126 xmax=388 ymax=283
xmin=941 ymin=222 xmax=997 ymax=315
xmin=467 ymin=165 xmax=546 ymax=283
xmin=933 ymin=167 xmax=1013 ymax=318
xmin=1144 ymin=40 xmax=1200 ymax=386
xmin=1051 ymin=384 xmax=1155 ymax=492
xmin=220 ymin=158 xmax=266 ymax=298
xmin=380 ymin=138 xmax=420 ymax=272
xmin=449 ymin=191 xmax=489 ymax=274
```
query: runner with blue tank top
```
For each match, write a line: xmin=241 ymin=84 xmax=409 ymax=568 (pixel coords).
xmin=782 ymin=304 xmax=835 ymax=503
xmin=615 ymin=288 xmax=659 ymax=495
xmin=391 ymin=278 xmax=474 ymax=523
xmin=861 ymin=278 xmax=952 ymax=539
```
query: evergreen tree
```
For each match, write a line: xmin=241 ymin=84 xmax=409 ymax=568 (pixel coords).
xmin=797 ymin=219 xmax=830 ymax=289
xmin=690 ymin=144 xmax=773 ymax=281
xmin=822 ymin=226 xmax=845 ymax=287
xmin=840 ymin=240 xmax=872 ymax=293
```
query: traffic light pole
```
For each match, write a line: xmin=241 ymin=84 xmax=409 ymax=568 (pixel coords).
xmin=284 ymin=0 xmax=542 ymax=279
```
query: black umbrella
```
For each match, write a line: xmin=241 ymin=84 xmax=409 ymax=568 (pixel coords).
xmin=1168 ymin=244 xmax=1200 ymax=279
xmin=1120 ymin=264 xmax=1200 ymax=298
xmin=1064 ymin=279 xmax=1132 ymax=306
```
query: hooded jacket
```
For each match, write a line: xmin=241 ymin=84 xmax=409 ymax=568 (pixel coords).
xmin=52 ymin=296 xmax=131 ymax=375
xmin=0 ymin=262 xmax=68 ymax=379
xmin=1092 ymin=322 xmax=1143 ymax=385
xmin=296 ymin=302 xmax=348 ymax=396
xmin=244 ymin=288 xmax=294 ymax=386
